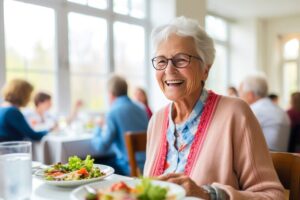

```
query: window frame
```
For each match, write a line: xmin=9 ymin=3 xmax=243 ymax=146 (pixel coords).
xmin=280 ymin=36 xmax=300 ymax=106
xmin=0 ymin=0 xmax=151 ymax=114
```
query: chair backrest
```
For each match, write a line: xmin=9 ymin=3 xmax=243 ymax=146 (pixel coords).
xmin=125 ymin=131 xmax=147 ymax=177
xmin=271 ymin=152 xmax=300 ymax=200
xmin=288 ymin=124 xmax=300 ymax=152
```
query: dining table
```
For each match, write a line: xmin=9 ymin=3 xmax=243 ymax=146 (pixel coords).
xmin=33 ymin=131 xmax=113 ymax=165
xmin=31 ymin=173 xmax=133 ymax=200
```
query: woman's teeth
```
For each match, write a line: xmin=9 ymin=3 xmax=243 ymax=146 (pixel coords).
xmin=165 ymin=80 xmax=184 ymax=86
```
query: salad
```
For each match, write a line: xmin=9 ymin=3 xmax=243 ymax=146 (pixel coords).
xmin=86 ymin=178 xmax=175 ymax=200
xmin=43 ymin=155 xmax=104 ymax=181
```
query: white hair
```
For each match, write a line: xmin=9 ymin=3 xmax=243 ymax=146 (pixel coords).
xmin=241 ymin=75 xmax=268 ymax=98
xmin=151 ymin=16 xmax=215 ymax=66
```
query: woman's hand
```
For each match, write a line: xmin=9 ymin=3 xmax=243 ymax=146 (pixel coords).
xmin=157 ymin=173 xmax=210 ymax=199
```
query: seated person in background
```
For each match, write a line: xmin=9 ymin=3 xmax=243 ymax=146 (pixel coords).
xmin=133 ymin=87 xmax=153 ymax=119
xmin=23 ymin=92 xmax=57 ymax=131
xmin=144 ymin=17 xmax=284 ymax=199
xmin=226 ymin=86 xmax=239 ymax=97
xmin=287 ymin=92 xmax=300 ymax=152
xmin=92 ymin=75 xmax=149 ymax=175
xmin=239 ymin=74 xmax=290 ymax=152
xmin=0 ymin=79 xmax=48 ymax=141
xmin=268 ymin=93 xmax=279 ymax=105
xmin=24 ymin=91 xmax=83 ymax=131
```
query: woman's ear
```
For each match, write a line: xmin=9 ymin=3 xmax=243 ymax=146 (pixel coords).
xmin=202 ymin=64 xmax=211 ymax=81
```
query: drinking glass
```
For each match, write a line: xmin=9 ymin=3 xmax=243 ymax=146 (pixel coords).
xmin=0 ymin=141 xmax=32 ymax=200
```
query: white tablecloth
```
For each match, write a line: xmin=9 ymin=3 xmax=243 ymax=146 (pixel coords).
xmin=33 ymin=133 xmax=111 ymax=165
xmin=31 ymin=174 xmax=133 ymax=200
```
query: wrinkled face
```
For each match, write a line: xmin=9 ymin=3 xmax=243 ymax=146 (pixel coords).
xmin=154 ymin=34 xmax=209 ymax=102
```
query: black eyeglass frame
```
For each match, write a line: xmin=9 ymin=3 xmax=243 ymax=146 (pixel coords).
xmin=151 ymin=53 xmax=203 ymax=70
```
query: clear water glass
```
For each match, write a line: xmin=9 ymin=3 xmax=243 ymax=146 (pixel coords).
xmin=0 ymin=141 xmax=32 ymax=200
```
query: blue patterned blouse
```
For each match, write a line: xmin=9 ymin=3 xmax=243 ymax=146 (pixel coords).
xmin=163 ymin=89 xmax=208 ymax=174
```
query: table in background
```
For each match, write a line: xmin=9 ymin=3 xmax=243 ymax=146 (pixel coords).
xmin=33 ymin=132 xmax=112 ymax=165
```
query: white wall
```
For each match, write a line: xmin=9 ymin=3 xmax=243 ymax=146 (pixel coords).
xmin=176 ymin=0 xmax=206 ymax=26
xmin=229 ymin=19 xmax=261 ymax=87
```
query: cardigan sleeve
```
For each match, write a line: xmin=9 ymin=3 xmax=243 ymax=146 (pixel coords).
xmin=213 ymin=101 xmax=285 ymax=200
xmin=143 ymin=115 xmax=154 ymax=175
xmin=143 ymin=107 xmax=166 ymax=176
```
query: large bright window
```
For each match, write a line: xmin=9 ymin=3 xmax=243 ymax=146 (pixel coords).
xmin=113 ymin=0 xmax=146 ymax=19
xmin=0 ymin=0 xmax=149 ymax=113
xmin=4 ymin=0 xmax=55 ymax=94
xmin=208 ymin=44 xmax=228 ymax=93
xmin=282 ymin=38 xmax=300 ymax=106
xmin=69 ymin=13 xmax=108 ymax=110
xmin=113 ymin=22 xmax=146 ymax=89
xmin=205 ymin=15 xmax=229 ymax=94
xmin=68 ymin=0 xmax=107 ymax=9
xmin=205 ymin=15 xmax=228 ymax=42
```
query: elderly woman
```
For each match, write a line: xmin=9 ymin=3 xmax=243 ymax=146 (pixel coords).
xmin=143 ymin=17 xmax=284 ymax=199
xmin=0 ymin=79 xmax=48 ymax=141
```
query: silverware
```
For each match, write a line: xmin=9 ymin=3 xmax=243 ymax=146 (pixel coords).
xmin=84 ymin=185 xmax=97 ymax=195
xmin=33 ymin=169 xmax=45 ymax=176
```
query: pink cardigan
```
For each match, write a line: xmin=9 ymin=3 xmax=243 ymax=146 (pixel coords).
xmin=144 ymin=94 xmax=285 ymax=199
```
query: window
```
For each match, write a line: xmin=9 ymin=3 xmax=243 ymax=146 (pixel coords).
xmin=0 ymin=0 xmax=149 ymax=113
xmin=69 ymin=13 xmax=108 ymax=111
xmin=68 ymin=0 xmax=107 ymax=9
xmin=282 ymin=38 xmax=300 ymax=106
xmin=113 ymin=0 xmax=146 ymax=18
xmin=284 ymin=38 xmax=299 ymax=60
xmin=208 ymin=44 xmax=228 ymax=93
xmin=205 ymin=15 xmax=230 ymax=94
xmin=205 ymin=15 xmax=228 ymax=41
xmin=4 ymin=0 xmax=55 ymax=94
xmin=130 ymin=0 xmax=146 ymax=18
xmin=113 ymin=22 xmax=146 ymax=90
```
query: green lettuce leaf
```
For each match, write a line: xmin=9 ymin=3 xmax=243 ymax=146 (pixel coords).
xmin=136 ymin=178 xmax=167 ymax=200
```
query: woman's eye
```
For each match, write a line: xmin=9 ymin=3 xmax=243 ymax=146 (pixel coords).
xmin=174 ymin=59 xmax=187 ymax=64
xmin=157 ymin=60 xmax=167 ymax=65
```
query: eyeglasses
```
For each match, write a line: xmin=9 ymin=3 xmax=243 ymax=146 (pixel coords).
xmin=151 ymin=53 xmax=202 ymax=70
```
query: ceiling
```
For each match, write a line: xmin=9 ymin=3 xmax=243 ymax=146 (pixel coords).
xmin=207 ymin=0 xmax=300 ymax=19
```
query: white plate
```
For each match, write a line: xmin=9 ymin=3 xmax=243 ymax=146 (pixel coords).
xmin=32 ymin=161 xmax=42 ymax=169
xmin=70 ymin=179 xmax=186 ymax=200
xmin=33 ymin=164 xmax=114 ymax=187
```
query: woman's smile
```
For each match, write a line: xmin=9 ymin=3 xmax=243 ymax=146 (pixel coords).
xmin=164 ymin=79 xmax=185 ymax=87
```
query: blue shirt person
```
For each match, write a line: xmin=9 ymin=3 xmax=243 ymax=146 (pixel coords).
xmin=0 ymin=79 xmax=48 ymax=142
xmin=0 ymin=106 xmax=47 ymax=141
xmin=91 ymin=75 xmax=149 ymax=175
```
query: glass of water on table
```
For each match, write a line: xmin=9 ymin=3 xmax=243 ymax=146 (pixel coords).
xmin=0 ymin=141 xmax=32 ymax=200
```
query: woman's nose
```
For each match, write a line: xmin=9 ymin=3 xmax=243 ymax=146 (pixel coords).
xmin=165 ymin=60 xmax=178 ymax=74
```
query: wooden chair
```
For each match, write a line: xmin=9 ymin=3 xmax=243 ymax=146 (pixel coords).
xmin=271 ymin=152 xmax=300 ymax=200
xmin=125 ymin=131 xmax=147 ymax=177
xmin=288 ymin=124 xmax=300 ymax=152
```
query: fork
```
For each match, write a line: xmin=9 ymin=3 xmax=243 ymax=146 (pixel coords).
xmin=84 ymin=185 xmax=97 ymax=195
